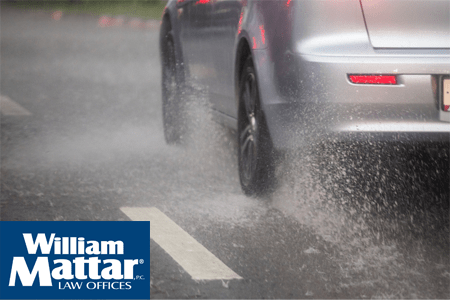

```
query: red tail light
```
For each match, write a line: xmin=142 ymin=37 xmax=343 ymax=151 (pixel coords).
xmin=349 ymin=75 xmax=397 ymax=85
xmin=195 ymin=0 xmax=211 ymax=4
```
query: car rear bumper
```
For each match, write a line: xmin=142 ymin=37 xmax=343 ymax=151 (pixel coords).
xmin=263 ymin=102 xmax=449 ymax=149
xmin=255 ymin=49 xmax=450 ymax=150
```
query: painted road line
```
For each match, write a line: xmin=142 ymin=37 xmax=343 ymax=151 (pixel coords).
xmin=1 ymin=95 xmax=31 ymax=116
xmin=120 ymin=207 xmax=242 ymax=281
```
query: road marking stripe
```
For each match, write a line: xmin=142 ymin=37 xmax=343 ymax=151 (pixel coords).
xmin=1 ymin=95 xmax=31 ymax=116
xmin=120 ymin=207 xmax=242 ymax=281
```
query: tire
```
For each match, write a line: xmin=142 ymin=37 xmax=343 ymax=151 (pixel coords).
xmin=161 ymin=31 xmax=185 ymax=144
xmin=238 ymin=57 xmax=275 ymax=196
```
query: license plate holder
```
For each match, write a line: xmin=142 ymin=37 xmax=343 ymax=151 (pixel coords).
xmin=443 ymin=77 xmax=450 ymax=111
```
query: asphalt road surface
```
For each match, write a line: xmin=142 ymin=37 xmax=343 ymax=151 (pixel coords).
xmin=1 ymin=7 xmax=449 ymax=299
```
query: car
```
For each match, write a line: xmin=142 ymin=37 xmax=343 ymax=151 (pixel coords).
xmin=159 ymin=0 xmax=450 ymax=196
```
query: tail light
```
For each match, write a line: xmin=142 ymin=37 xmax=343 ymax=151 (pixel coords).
xmin=349 ymin=75 xmax=397 ymax=85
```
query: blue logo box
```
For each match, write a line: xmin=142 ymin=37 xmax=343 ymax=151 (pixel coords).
xmin=0 ymin=221 xmax=150 ymax=299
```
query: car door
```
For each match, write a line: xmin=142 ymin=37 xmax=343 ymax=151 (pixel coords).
xmin=178 ymin=0 xmax=216 ymax=92
xmin=208 ymin=0 xmax=243 ymax=117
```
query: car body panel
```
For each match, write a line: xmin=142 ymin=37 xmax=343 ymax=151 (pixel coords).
xmin=161 ymin=0 xmax=450 ymax=150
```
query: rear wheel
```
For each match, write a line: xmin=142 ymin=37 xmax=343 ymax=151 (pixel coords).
xmin=161 ymin=31 xmax=185 ymax=144
xmin=238 ymin=57 xmax=275 ymax=196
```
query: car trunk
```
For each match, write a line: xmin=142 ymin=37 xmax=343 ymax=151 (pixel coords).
xmin=360 ymin=0 xmax=450 ymax=48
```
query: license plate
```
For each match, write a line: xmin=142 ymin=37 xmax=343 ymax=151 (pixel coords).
xmin=444 ymin=78 xmax=450 ymax=111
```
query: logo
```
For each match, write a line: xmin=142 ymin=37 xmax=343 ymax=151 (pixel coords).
xmin=0 ymin=221 xmax=150 ymax=299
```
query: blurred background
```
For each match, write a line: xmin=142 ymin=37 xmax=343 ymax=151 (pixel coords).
xmin=3 ymin=0 xmax=167 ymax=19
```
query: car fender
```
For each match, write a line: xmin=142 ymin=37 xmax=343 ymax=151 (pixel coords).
xmin=235 ymin=1 xmax=292 ymax=109
xmin=234 ymin=0 xmax=273 ymax=111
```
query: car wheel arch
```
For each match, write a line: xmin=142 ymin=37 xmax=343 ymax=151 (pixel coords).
xmin=234 ymin=37 xmax=253 ymax=109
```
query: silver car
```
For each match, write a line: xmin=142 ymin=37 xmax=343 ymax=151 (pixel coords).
xmin=159 ymin=0 xmax=450 ymax=196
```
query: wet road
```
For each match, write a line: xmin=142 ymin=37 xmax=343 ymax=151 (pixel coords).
xmin=1 ymin=7 xmax=449 ymax=299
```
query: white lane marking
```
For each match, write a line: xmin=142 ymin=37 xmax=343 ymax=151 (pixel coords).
xmin=120 ymin=207 xmax=242 ymax=281
xmin=0 ymin=95 xmax=32 ymax=116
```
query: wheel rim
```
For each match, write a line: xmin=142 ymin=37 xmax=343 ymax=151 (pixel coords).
xmin=240 ymin=72 xmax=259 ymax=185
